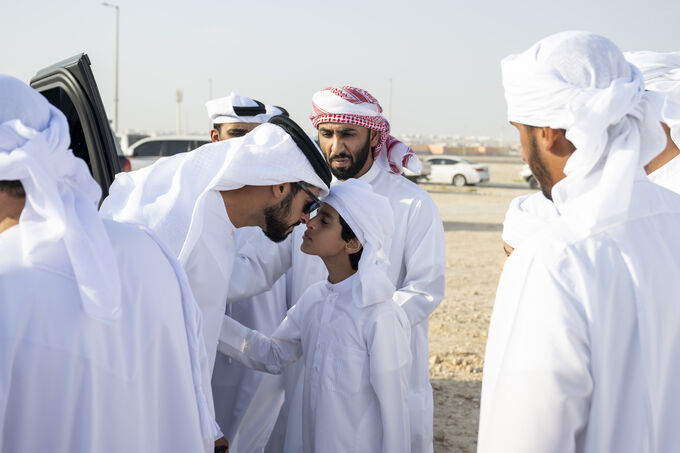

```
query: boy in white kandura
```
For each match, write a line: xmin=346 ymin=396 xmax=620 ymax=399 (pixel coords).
xmin=217 ymin=178 xmax=411 ymax=453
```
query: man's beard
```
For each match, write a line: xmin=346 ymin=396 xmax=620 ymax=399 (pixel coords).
xmin=328 ymin=134 xmax=371 ymax=180
xmin=263 ymin=190 xmax=298 ymax=242
xmin=528 ymin=133 xmax=554 ymax=200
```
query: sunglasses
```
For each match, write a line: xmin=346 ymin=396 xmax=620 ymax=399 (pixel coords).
xmin=296 ymin=182 xmax=323 ymax=215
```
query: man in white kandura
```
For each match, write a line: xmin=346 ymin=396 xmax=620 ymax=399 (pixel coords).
xmin=206 ymin=92 xmax=289 ymax=452
xmin=625 ymin=51 xmax=680 ymax=193
xmin=501 ymin=50 xmax=680 ymax=258
xmin=101 ymin=115 xmax=331 ymax=381
xmin=219 ymin=179 xmax=412 ymax=453
xmin=478 ymin=31 xmax=680 ymax=453
xmin=0 ymin=74 xmax=219 ymax=452
xmin=228 ymin=86 xmax=445 ymax=453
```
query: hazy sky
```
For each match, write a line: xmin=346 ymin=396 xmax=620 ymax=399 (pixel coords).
xmin=2 ymin=0 xmax=677 ymax=140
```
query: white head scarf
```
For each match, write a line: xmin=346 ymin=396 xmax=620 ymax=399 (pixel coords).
xmin=310 ymin=86 xmax=421 ymax=175
xmin=206 ymin=92 xmax=284 ymax=124
xmin=624 ymin=51 xmax=680 ymax=148
xmin=322 ymin=179 xmax=395 ymax=305
xmin=502 ymin=192 xmax=559 ymax=249
xmin=502 ymin=31 xmax=667 ymax=234
xmin=101 ymin=123 xmax=330 ymax=263
xmin=0 ymin=74 xmax=122 ymax=322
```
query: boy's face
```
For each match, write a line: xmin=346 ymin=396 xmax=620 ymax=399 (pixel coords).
xmin=300 ymin=203 xmax=348 ymax=258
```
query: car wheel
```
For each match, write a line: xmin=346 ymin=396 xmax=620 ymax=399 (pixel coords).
xmin=452 ymin=174 xmax=466 ymax=187
xmin=528 ymin=175 xmax=539 ymax=189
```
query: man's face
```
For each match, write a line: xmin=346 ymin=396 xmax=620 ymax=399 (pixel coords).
xmin=211 ymin=122 xmax=260 ymax=142
xmin=300 ymin=203 xmax=347 ymax=258
xmin=0 ymin=184 xmax=25 ymax=235
xmin=263 ymin=183 xmax=322 ymax=242
xmin=645 ymin=122 xmax=679 ymax=174
xmin=317 ymin=123 xmax=376 ymax=180
xmin=513 ymin=122 xmax=555 ymax=200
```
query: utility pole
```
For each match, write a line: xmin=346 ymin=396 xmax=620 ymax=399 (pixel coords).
xmin=102 ymin=2 xmax=119 ymax=133
xmin=208 ymin=78 xmax=213 ymax=129
xmin=388 ymin=78 xmax=393 ymax=123
xmin=176 ymin=89 xmax=183 ymax=135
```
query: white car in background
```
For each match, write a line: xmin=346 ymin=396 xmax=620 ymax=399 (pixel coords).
xmin=118 ymin=132 xmax=151 ymax=155
xmin=127 ymin=135 xmax=210 ymax=170
xmin=520 ymin=164 xmax=540 ymax=189
xmin=424 ymin=155 xmax=490 ymax=186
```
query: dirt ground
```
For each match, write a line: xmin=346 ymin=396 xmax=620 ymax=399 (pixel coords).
xmin=424 ymin=157 xmax=534 ymax=453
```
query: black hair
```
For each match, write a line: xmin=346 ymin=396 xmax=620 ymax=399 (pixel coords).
xmin=0 ymin=180 xmax=25 ymax=197
xmin=289 ymin=181 xmax=302 ymax=196
xmin=267 ymin=115 xmax=332 ymax=187
xmin=338 ymin=215 xmax=363 ymax=271
xmin=212 ymin=123 xmax=222 ymax=132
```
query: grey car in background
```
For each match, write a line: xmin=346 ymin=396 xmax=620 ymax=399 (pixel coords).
xmin=126 ymin=136 xmax=210 ymax=170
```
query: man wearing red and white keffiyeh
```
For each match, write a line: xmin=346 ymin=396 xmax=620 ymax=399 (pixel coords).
xmin=310 ymin=86 xmax=421 ymax=177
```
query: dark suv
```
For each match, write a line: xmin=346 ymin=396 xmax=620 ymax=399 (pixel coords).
xmin=30 ymin=54 xmax=121 ymax=200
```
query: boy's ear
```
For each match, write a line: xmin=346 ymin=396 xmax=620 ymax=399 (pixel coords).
xmin=345 ymin=238 xmax=362 ymax=255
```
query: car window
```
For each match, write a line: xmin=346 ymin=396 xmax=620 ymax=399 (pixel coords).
xmin=162 ymin=140 xmax=190 ymax=156
xmin=127 ymin=133 xmax=148 ymax=147
xmin=443 ymin=159 xmax=459 ymax=165
xmin=194 ymin=140 xmax=210 ymax=148
xmin=40 ymin=87 xmax=92 ymax=172
xmin=134 ymin=141 xmax=163 ymax=157
xmin=429 ymin=159 xmax=443 ymax=165
xmin=32 ymin=54 xmax=121 ymax=199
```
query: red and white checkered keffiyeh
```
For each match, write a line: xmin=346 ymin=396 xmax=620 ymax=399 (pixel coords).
xmin=310 ymin=86 xmax=421 ymax=174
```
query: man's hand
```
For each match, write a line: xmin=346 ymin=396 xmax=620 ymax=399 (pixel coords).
xmin=214 ymin=436 xmax=229 ymax=453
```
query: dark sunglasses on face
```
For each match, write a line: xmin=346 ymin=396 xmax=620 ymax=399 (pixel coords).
xmin=296 ymin=182 xmax=323 ymax=215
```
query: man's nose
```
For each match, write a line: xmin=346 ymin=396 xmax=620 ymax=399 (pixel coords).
xmin=306 ymin=215 xmax=320 ymax=229
xmin=331 ymin=134 xmax=343 ymax=153
xmin=300 ymin=211 xmax=311 ymax=224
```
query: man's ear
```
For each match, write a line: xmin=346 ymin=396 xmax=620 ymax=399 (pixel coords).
xmin=541 ymin=127 xmax=575 ymax=157
xmin=210 ymin=128 xmax=221 ymax=143
xmin=345 ymin=238 xmax=362 ymax=255
xmin=270 ymin=183 xmax=290 ymax=201
xmin=369 ymin=129 xmax=380 ymax=147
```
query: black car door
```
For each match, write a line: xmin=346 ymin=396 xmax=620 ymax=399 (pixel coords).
xmin=30 ymin=53 xmax=119 ymax=200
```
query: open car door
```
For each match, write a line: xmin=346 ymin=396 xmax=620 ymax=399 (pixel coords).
xmin=30 ymin=53 xmax=119 ymax=199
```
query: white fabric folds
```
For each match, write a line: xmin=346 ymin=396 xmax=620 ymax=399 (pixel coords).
xmin=502 ymin=31 xmax=667 ymax=234
xmin=322 ymin=179 xmax=395 ymax=306
xmin=206 ymin=92 xmax=283 ymax=124
xmin=0 ymin=74 xmax=121 ymax=322
xmin=625 ymin=51 xmax=680 ymax=148
xmin=502 ymin=192 xmax=558 ymax=249
xmin=100 ymin=123 xmax=329 ymax=265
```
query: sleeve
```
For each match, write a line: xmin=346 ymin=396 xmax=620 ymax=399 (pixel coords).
xmin=392 ymin=196 xmax=446 ymax=326
xmin=226 ymin=231 xmax=293 ymax=302
xmin=477 ymin=253 xmax=592 ymax=453
xmin=217 ymin=301 xmax=304 ymax=374
xmin=367 ymin=308 xmax=412 ymax=453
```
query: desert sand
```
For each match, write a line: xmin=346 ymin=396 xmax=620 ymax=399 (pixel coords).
xmin=425 ymin=157 xmax=534 ymax=452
